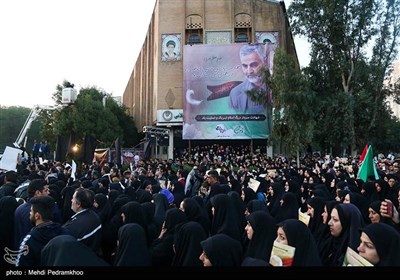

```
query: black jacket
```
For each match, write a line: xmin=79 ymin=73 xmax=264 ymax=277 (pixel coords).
xmin=16 ymin=222 xmax=69 ymax=266
xmin=63 ymin=208 xmax=102 ymax=255
xmin=0 ymin=182 xmax=18 ymax=198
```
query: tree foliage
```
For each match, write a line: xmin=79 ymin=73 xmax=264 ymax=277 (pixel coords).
xmin=1 ymin=81 xmax=139 ymax=160
xmin=44 ymin=80 xmax=139 ymax=150
xmin=288 ymin=0 xmax=400 ymax=154
xmin=268 ymin=49 xmax=317 ymax=155
xmin=0 ymin=106 xmax=41 ymax=152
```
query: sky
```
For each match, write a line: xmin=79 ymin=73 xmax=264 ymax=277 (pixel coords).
xmin=0 ymin=0 xmax=310 ymax=108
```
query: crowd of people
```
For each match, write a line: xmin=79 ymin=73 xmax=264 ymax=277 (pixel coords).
xmin=0 ymin=143 xmax=399 ymax=267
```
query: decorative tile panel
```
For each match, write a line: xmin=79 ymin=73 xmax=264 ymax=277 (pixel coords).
xmin=205 ymin=31 xmax=232 ymax=45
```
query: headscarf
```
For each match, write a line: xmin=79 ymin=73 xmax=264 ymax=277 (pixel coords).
xmin=306 ymin=196 xmax=326 ymax=244
xmin=172 ymin=221 xmax=207 ymax=266
xmin=0 ymin=196 xmax=18 ymax=267
xmin=274 ymin=192 xmax=299 ymax=223
xmin=322 ymin=203 xmax=365 ymax=266
xmin=114 ymin=223 xmax=151 ymax=266
xmin=181 ymin=197 xmax=209 ymax=234
xmin=94 ymin=193 xmax=111 ymax=224
xmin=278 ymin=219 xmax=322 ymax=266
xmin=200 ymin=234 xmax=243 ymax=266
xmin=244 ymin=210 xmax=276 ymax=262
xmin=41 ymin=235 xmax=109 ymax=266
xmin=246 ymin=199 xmax=269 ymax=214
xmin=210 ymin=194 xmax=242 ymax=242
xmin=360 ymin=223 xmax=400 ymax=266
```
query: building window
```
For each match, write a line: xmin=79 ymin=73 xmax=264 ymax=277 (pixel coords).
xmin=235 ymin=33 xmax=248 ymax=42
xmin=186 ymin=15 xmax=203 ymax=45
xmin=234 ymin=28 xmax=251 ymax=43
xmin=186 ymin=30 xmax=203 ymax=45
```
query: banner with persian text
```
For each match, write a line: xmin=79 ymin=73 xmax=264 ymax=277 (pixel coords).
xmin=183 ymin=43 xmax=271 ymax=140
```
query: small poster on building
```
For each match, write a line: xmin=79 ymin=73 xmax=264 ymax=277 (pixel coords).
xmin=161 ymin=33 xmax=181 ymax=61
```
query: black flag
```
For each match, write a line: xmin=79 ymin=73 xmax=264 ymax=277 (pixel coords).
xmin=55 ymin=135 xmax=68 ymax=162
xmin=83 ymin=135 xmax=97 ymax=164
xmin=115 ymin=137 xmax=121 ymax=166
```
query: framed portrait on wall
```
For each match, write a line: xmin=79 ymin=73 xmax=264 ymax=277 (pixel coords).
xmin=161 ymin=33 xmax=181 ymax=61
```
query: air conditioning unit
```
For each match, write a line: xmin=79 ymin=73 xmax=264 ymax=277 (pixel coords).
xmin=62 ymin=88 xmax=77 ymax=104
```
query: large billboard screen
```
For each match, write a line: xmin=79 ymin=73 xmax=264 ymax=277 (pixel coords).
xmin=183 ymin=43 xmax=271 ymax=140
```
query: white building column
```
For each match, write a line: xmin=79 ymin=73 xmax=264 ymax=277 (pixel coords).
xmin=168 ymin=129 xmax=174 ymax=159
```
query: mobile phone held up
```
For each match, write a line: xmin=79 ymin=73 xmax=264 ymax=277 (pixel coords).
xmin=386 ymin=200 xmax=393 ymax=218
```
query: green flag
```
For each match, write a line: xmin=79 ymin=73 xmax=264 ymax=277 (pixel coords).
xmin=357 ymin=145 xmax=379 ymax=182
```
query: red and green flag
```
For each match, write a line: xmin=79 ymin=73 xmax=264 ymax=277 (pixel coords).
xmin=357 ymin=145 xmax=379 ymax=182
xmin=359 ymin=144 xmax=368 ymax=162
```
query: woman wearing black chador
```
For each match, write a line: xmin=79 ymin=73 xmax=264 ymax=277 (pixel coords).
xmin=320 ymin=203 xmax=364 ymax=266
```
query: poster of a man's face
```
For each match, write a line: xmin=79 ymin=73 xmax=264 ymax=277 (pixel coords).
xmin=183 ymin=43 xmax=271 ymax=140
xmin=161 ymin=34 xmax=181 ymax=61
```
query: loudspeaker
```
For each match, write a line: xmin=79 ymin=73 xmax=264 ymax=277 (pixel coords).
xmin=147 ymin=132 xmax=156 ymax=142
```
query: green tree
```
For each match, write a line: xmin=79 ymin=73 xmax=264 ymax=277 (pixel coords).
xmin=268 ymin=50 xmax=317 ymax=158
xmin=107 ymin=100 xmax=139 ymax=148
xmin=288 ymin=0 xmax=400 ymax=154
xmin=245 ymin=49 xmax=318 ymax=158
xmin=43 ymin=81 xmax=139 ymax=159
xmin=0 ymin=106 xmax=41 ymax=153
